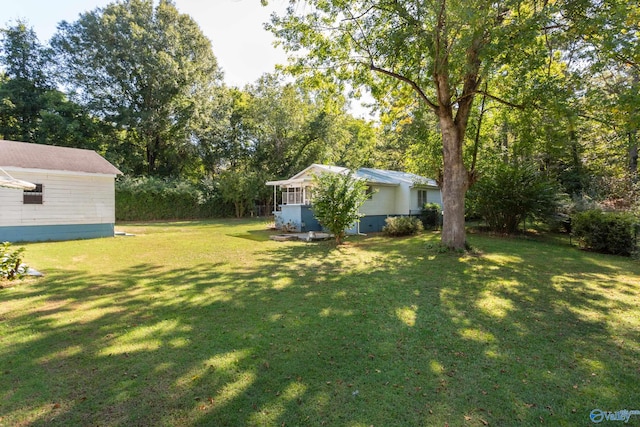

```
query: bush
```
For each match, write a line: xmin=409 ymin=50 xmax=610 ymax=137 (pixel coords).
xmin=1 ymin=242 xmax=27 ymax=281
xmin=311 ymin=172 xmax=369 ymax=244
xmin=467 ymin=162 xmax=560 ymax=233
xmin=383 ymin=216 xmax=424 ymax=237
xmin=421 ymin=203 xmax=441 ymax=229
xmin=572 ymin=210 xmax=638 ymax=256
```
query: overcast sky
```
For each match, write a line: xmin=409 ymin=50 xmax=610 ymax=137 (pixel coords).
xmin=2 ymin=0 xmax=290 ymax=88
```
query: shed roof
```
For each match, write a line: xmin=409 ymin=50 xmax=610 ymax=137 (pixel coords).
xmin=0 ymin=140 xmax=122 ymax=175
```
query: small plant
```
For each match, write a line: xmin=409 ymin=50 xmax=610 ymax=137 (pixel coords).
xmin=383 ymin=216 xmax=424 ymax=237
xmin=0 ymin=241 xmax=27 ymax=281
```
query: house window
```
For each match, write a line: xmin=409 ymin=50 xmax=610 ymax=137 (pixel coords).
xmin=283 ymin=187 xmax=305 ymax=205
xmin=24 ymin=183 xmax=43 ymax=204
xmin=365 ymin=185 xmax=374 ymax=200
xmin=417 ymin=189 xmax=428 ymax=208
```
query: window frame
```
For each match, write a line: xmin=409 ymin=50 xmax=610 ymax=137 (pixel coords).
xmin=23 ymin=183 xmax=44 ymax=205
xmin=417 ymin=189 xmax=428 ymax=208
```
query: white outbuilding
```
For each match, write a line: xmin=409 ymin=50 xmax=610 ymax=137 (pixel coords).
xmin=0 ymin=140 xmax=122 ymax=242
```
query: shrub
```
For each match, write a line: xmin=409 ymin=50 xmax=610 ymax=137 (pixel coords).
xmin=467 ymin=162 xmax=560 ymax=233
xmin=383 ymin=216 xmax=424 ymax=237
xmin=311 ymin=172 xmax=369 ymax=244
xmin=1 ymin=242 xmax=27 ymax=281
xmin=572 ymin=210 xmax=638 ymax=256
xmin=421 ymin=203 xmax=441 ymax=229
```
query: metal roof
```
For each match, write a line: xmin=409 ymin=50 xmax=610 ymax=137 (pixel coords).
xmin=0 ymin=140 xmax=122 ymax=175
xmin=356 ymin=168 xmax=438 ymax=187
xmin=267 ymin=164 xmax=438 ymax=188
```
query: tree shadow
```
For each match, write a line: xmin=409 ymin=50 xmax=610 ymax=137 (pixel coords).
xmin=1 ymin=230 xmax=639 ymax=426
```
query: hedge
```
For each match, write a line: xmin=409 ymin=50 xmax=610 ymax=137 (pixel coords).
xmin=572 ymin=210 xmax=639 ymax=256
xmin=115 ymin=176 xmax=234 ymax=221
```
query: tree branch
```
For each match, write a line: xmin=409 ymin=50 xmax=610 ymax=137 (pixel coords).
xmin=369 ymin=63 xmax=438 ymax=110
xmin=471 ymin=90 xmax=526 ymax=110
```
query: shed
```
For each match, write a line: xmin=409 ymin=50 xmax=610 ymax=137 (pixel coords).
xmin=0 ymin=140 xmax=122 ymax=242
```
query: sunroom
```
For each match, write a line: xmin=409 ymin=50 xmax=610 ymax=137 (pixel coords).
xmin=266 ymin=164 xmax=348 ymax=232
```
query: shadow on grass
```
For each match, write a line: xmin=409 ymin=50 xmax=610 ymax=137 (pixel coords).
xmin=1 ymin=231 xmax=639 ymax=426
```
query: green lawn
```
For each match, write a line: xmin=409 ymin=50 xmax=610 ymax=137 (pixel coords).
xmin=1 ymin=219 xmax=639 ymax=426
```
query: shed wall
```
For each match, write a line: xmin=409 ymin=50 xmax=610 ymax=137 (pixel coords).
xmin=0 ymin=169 xmax=115 ymax=227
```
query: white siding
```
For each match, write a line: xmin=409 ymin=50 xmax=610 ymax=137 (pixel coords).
xmin=0 ymin=169 xmax=116 ymax=227
xmin=395 ymin=182 xmax=412 ymax=213
xmin=410 ymin=187 xmax=443 ymax=212
xmin=360 ymin=185 xmax=397 ymax=215
xmin=427 ymin=189 xmax=443 ymax=206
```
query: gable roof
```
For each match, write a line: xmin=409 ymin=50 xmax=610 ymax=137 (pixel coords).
xmin=266 ymin=164 xmax=438 ymax=188
xmin=0 ymin=140 xmax=122 ymax=176
xmin=356 ymin=168 xmax=438 ymax=187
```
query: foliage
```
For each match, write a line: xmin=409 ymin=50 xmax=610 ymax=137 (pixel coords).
xmin=421 ymin=203 xmax=442 ymax=230
xmin=572 ymin=210 xmax=639 ymax=256
xmin=217 ymin=168 xmax=270 ymax=219
xmin=467 ymin=163 xmax=561 ymax=234
xmin=311 ymin=172 xmax=369 ymax=244
xmin=0 ymin=21 xmax=110 ymax=150
xmin=115 ymin=176 xmax=232 ymax=221
xmin=382 ymin=216 xmax=424 ymax=237
xmin=51 ymin=0 xmax=224 ymax=176
xmin=267 ymin=0 xmax=568 ymax=250
xmin=0 ymin=241 xmax=26 ymax=281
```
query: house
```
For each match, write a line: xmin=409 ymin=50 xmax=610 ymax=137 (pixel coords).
xmin=0 ymin=140 xmax=122 ymax=242
xmin=266 ymin=164 xmax=442 ymax=233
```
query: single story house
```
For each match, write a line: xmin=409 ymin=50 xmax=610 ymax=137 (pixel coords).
xmin=0 ymin=140 xmax=122 ymax=242
xmin=266 ymin=164 xmax=442 ymax=233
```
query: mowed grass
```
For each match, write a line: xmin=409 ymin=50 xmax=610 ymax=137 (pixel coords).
xmin=1 ymin=219 xmax=639 ymax=426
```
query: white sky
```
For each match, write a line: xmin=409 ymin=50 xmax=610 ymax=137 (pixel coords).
xmin=1 ymin=0 xmax=290 ymax=88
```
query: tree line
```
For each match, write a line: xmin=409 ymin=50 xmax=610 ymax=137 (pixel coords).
xmin=1 ymin=0 xmax=638 ymax=247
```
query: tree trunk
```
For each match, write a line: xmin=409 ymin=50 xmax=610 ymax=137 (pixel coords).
xmin=629 ymin=131 xmax=638 ymax=176
xmin=439 ymin=114 xmax=469 ymax=250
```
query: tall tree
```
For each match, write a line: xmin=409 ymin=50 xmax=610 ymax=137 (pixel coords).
xmin=0 ymin=21 xmax=49 ymax=141
xmin=51 ymin=0 xmax=224 ymax=176
xmin=268 ymin=0 xmax=562 ymax=249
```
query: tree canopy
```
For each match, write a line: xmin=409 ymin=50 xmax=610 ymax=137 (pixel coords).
xmin=51 ymin=0 xmax=224 ymax=176
xmin=267 ymin=0 xmax=570 ymax=249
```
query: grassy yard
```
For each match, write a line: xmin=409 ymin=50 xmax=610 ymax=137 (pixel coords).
xmin=1 ymin=219 xmax=639 ymax=426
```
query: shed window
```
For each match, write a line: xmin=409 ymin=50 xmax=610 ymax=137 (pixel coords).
xmin=23 ymin=184 xmax=43 ymax=204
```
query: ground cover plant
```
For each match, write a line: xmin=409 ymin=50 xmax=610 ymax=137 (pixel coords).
xmin=1 ymin=219 xmax=639 ymax=426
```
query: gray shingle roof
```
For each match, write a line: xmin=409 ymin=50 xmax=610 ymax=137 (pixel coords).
xmin=0 ymin=140 xmax=121 ymax=175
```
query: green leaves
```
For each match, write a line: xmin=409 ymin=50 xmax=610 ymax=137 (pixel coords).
xmin=311 ymin=172 xmax=369 ymax=244
xmin=467 ymin=162 xmax=561 ymax=233
xmin=0 ymin=241 xmax=27 ymax=281
xmin=51 ymin=0 xmax=224 ymax=176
